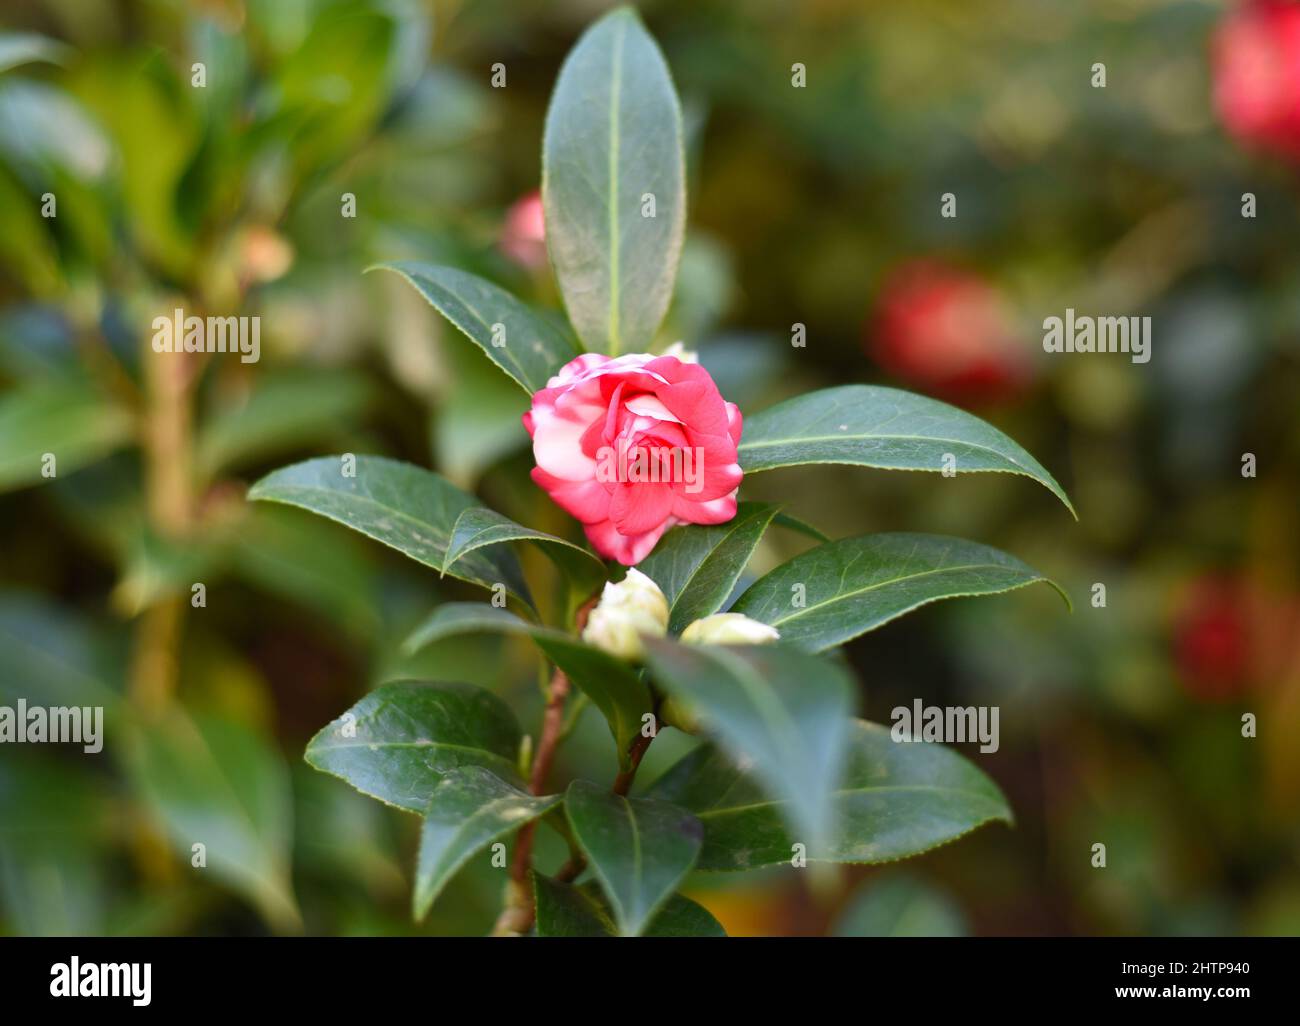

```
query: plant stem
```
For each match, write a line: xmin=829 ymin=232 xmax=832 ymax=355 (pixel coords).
xmin=611 ymin=719 xmax=656 ymax=796
xmin=491 ymin=593 xmax=599 ymax=936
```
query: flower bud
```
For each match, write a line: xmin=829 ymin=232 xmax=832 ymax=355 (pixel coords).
xmin=581 ymin=568 xmax=669 ymax=661
xmin=680 ymin=612 xmax=780 ymax=646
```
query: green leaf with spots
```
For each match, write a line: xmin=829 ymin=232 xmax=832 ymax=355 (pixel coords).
xmin=304 ymin=681 xmax=522 ymax=813
xmin=563 ymin=779 xmax=702 ymax=936
xmin=649 ymin=720 xmax=1012 ymax=871
xmin=542 ymin=6 xmax=685 ymax=355
xmin=731 ymin=532 xmax=1068 ymax=652
xmin=248 ymin=456 xmax=532 ymax=607
xmin=413 ymin=766 xmax=562 ymax=920
xmin=737 ymin=385 xmax=1074 ymax=515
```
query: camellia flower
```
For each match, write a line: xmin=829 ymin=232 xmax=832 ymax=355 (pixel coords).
xmin=524 ymin=352 xmax=743 ymax=564
xmin=680 ymin=612 xmax=780 ymax=645
xmin=581 ymin=568 xmax=669 ymax=661
xmin=1213 ymin=0 xmax=1300 ymax=162
xmin=868 ymin=261 xmax=1032 ymax=404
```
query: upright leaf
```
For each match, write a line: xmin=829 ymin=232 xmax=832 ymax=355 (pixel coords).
xmin=543 ymin=6 xmax=685 ymax=354
xmin=533 ymin=874 xmax=724 ymax=937
xmin=643 ymin=641 xmax=853 ymax=854
xmin=649 ymin=721 xmax=1012 ymax=871
xmin=403 ymin=604 xmax=652 ymax=768
xmin=375 ymin=263 xmax=578 ymax=393
xmin=564 ymin=780 xmax=703 ymax=936
xmin=738 ymin=385 xmax=1075 ymax=515
xmin=413 ymin=767 xmax=561 ymax=920
xmin=248 ymin=456 xmax=531 ymax=606
xmin=638 ymin=502 xmax=779 ymax=633
xmin=304 ymin=681 xmax=521 ymax=812
xmin=732 ymin=533 xmax=1068 ymax=652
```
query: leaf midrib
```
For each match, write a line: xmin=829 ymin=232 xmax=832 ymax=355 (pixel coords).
xmin=752 ymin=561 xmax=1031 ymax=627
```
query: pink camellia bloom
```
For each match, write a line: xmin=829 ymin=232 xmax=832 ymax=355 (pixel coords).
xmin=500 ymin=190 xmax=547 ymax=269
xmin=868 ymin=260 xmax=1031 ymax=405
xmin=1213 ymin=0 xmax=1300 ymax=161
xmin=523 ymin=353 xmax=743 ymax=565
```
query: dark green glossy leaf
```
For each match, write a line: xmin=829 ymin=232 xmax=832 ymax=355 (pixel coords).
xmin=638 ymin=502 xmax=779 ymax=633
xmin=444 ymin=506 xmax=606 ymax=594
xmin=375 ymin=262 xmax=578 ymax=393
xmin=542 ymin=6 xmax=685 ymax=354
xmin=731 ymin=532 xmax=1068 ymax=652
xmin=643 ymin=640 xmax=853 ymax=854
xmin=649 ymin=720 xmax=1012 ymax=871
xmin=304 ymin=680 xmax=521 ymax=813
xmin=737 ymin=385 xmax=1074 ymax=515
xmin=413 ymin=766 xmax=561 ymax=921
xmin=564 ymin=779 xmax=702 ymax=936
xmin=403 ymin=604 xmax=653 ymax=769
xmin=247 ymin=455 xmax=531 ymax=607
xmin=533 ymin=874 xmax=724 ymax=937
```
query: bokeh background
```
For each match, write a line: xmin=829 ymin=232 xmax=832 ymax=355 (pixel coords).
xmin=1 ymin=0 xmax=1297 ymax=937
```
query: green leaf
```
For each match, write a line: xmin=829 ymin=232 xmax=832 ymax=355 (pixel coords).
xmin=304 ymin=680 xmax=522 ymax=813
xmin=638 ymin=502 xmax=779 ymax=633
xmin=444 ymin=507 xmax=607 ymax=595
xmin=542 ymin=6 xmax=685 ymax=355
xmin=375 ymin=262 xmax=578 ymax=393
xmin=643 ymin=640 xmax=853 ymax=854
xmin=649 ymin=720 xmax=1012 ymax=871
xmin=0 ymin=379 xmax=133 ymax=493
xmin=128 ymin=710 xmax=300 ymax=931
xmin=737 ymin=385 xmax=1075 ymax=516
xmin=413 ymin=767 xmax=561 ymax=921
xmin=247 ymin=455 xmax=531 ymax=607
xmin=195 ymin=370 xmax=370 ymax=481
xmin=834 ymin=872 xmax=967 ymax=937
xmin=772 ymin=510 xmax=829 ymax=543
xmin=402 ymin=604 xmax=653 ymax=769
xmin=533 ymin=875 xmax=724 ymax=937
xmin=564 ymin=780 xmax=703 ymax=936
xmin=731 ymin=532 xmax=1069 ymax=653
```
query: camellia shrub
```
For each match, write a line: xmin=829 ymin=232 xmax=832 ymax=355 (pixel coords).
xmin=249 ymin=7 xmax=1073 ymax=937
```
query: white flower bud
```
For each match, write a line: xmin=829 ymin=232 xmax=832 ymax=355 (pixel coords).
xmin=680 ymin=612 xmax=780 ymax=646
xmin=659 ymin=340 xmax=699 ymax=364
xmin=581 ymin=568 xmax=669 ymax=661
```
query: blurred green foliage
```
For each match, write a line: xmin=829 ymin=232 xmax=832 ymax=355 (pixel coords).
xmin=0 ymin=0 xmax=1296 ymax=936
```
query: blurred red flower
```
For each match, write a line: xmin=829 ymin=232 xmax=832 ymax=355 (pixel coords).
xmin=867 ymin=261 xmax=1032 ymax=404
xmin=1213 ymin=0 xmax=1300 ymax=160
xmin=1173 ymin=574 xmax=1300 ymax=701
xmin=500 ymin=189 xmax=547 ymax=269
